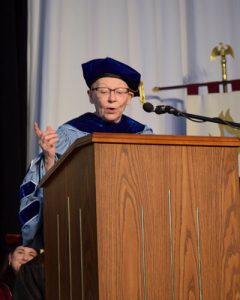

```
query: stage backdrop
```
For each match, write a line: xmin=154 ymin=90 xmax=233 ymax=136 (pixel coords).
xmin=27 ymin=0 xmax=240 ymax=163
xmin=187 ymin=92 xmax=240 ymax=138
xmin=187 ymin=90 xmax=240 ymax=173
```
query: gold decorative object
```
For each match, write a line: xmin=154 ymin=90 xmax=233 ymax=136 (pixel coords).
xmin=210 ymin=42 xmax=235 ymax=92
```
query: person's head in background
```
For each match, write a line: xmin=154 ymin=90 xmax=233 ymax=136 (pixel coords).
xmin=8 ymin=245 xmax=38 ymax=273
xmin=3 ymin=234 xmax=38 ymax=273
xmin=0 ymin=234 xmax=39 ymax=295
xmin=82 ymin=57 xmax=143 ymax=123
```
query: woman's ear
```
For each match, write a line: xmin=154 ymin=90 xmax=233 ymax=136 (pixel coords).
xmin=127 ymin=93 xmax=133 ymax=105
xmin=88 ymin=90 xmax=95 ymax=104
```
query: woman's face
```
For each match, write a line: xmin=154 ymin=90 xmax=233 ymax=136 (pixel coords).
xmin=88 ymin=77 xmax=134 ymax=123
xmin=8 ymin=246 xmax=38 ymax=272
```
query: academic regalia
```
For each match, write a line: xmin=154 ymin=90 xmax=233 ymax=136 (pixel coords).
xmin=19 ymin=57 xmax=153 ymax=249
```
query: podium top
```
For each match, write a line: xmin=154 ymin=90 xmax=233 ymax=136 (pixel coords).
xmin=40 ymin=133 xmax=240 ymax=186
xmin=79 ymin=133 xmax=240 ymax=147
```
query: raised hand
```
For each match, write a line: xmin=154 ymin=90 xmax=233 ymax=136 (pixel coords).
xmin=34 ymin=122 xmax=59 ymax=172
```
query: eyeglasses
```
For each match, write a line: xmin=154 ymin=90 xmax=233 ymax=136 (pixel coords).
xmin=91 ymin=87 xmax=132 ymax=97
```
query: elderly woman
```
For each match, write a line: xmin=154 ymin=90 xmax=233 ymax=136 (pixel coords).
xmin=0 ymin=234 xmax=38 ymax=299
xmin=19 ymin=57 xmax=153 ymax=249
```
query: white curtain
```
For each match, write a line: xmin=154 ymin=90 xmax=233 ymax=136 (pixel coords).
xmin=27 ymin=0 xmax=240 ymax=163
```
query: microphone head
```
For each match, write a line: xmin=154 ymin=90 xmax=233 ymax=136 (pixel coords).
xmin=143 ymin=102 xmax=154 ymax=113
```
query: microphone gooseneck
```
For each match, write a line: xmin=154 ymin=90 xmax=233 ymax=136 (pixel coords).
xmin=155 ymin=105 xmax=170 ymax=114
xmin=142 ymin=102 xmax=240 ymax=130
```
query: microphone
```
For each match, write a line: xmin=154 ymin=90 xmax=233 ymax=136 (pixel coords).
xmin=155 ymin=105 xmax=172 ymax=114
xmin=142 ymin=102 xmax=154 ymax=113
xmin=143 ymin=103 xmax=180 ymax=115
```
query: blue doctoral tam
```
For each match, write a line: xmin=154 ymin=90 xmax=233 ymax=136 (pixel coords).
xmin=82 ymin=57 xmax=141 ymax=96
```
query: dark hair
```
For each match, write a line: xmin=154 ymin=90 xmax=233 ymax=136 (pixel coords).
xmin=0 ymin=234 xmax=40 ymax=293
xmin=0 ymin=234 xmax=23 ymax=292
xmin=0 ymin=253 xmax=16 ymax=292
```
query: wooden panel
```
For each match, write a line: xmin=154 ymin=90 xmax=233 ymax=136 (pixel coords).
xmin=94 ymin=143 xmax=240 ymax=299
xmin=44 ymin=145 xmax=99 ymax=299
xmin=40 ymin=134 xmax=240 ymax=188
xmin=168 ymin=146 xmax=240 ymax=299
xmin=44 ymin=166 xmax=70 ymax=299
xmin=42 ymin=134 xmax=240 ymax=299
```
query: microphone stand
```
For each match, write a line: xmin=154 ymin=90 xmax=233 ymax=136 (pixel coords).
xmin=155 ymin=105 xmax=240 ymax=130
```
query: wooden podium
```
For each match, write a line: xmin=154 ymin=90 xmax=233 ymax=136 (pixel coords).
xmin=41 ymin=133 xmax=240 ymax=299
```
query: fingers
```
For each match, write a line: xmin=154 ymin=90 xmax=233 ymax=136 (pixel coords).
xmin=34 ymin=122 xmax=56 ymax=138
xmin=34 ymin=122 xmax=59 ymax=152
xmin=34 ymin=122 xmax=42 ymax=138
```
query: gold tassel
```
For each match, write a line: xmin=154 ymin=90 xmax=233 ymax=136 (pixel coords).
xmin=138 ymin=80 xmax=145 ymax=105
